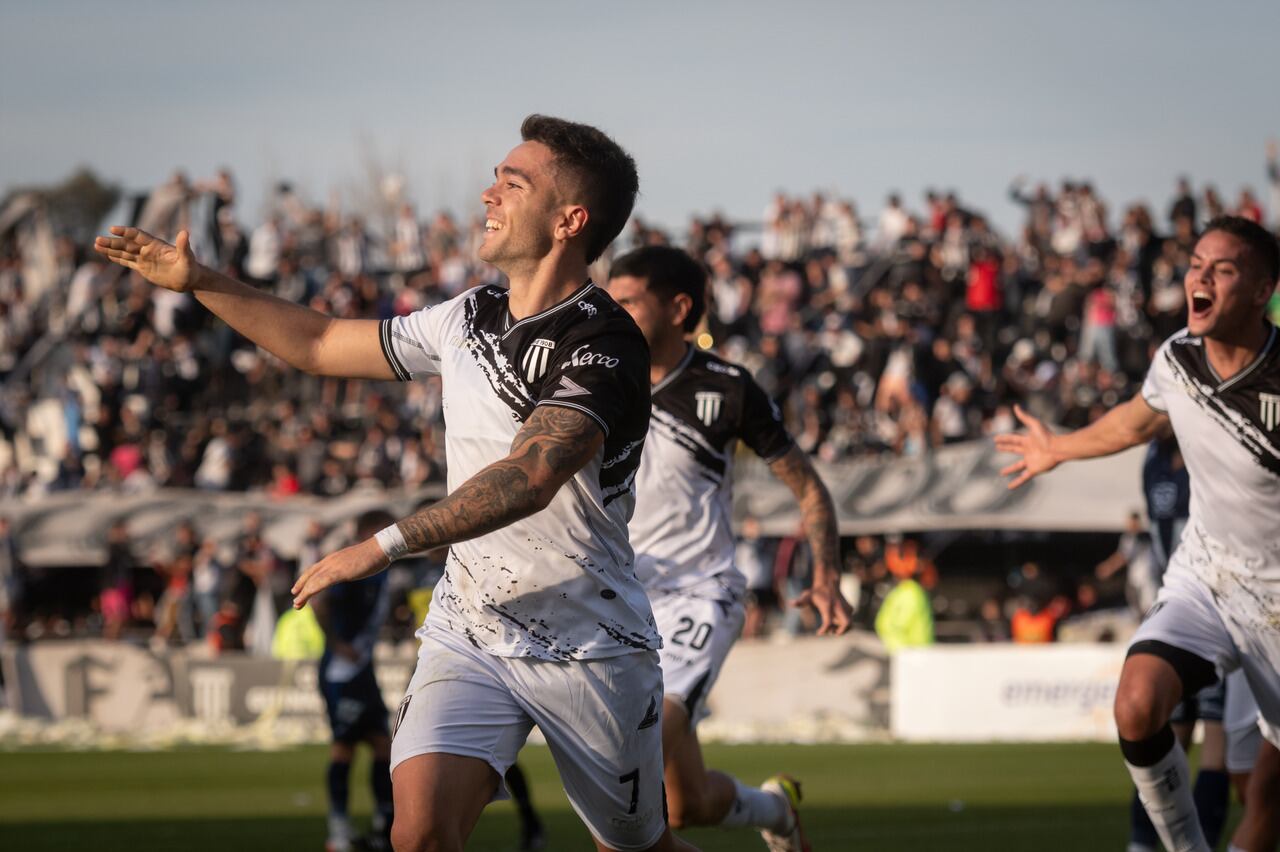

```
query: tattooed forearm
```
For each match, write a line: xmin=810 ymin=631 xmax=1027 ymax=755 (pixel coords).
xmin=396 ymin=463 xmax=538 ymax=553
xmin=768 ymin=446 xmax=840 ymax=573
xmin=395 ymin=405 xmax=604 ymax=553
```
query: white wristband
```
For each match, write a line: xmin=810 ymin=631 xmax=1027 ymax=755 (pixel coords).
xmin=374 ymin=524 xmax=409 ymax=561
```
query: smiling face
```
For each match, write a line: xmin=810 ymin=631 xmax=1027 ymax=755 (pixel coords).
xmin=477 ymin=141 xmax=557 ymax=270
xmin=1184 ymin=229 xmax=1271 ymax=339
xmin=477 ymin=141 xmax=588 ymax=274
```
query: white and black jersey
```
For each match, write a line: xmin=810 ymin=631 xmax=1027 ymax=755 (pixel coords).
xmin=630 ymin=348 xmax=793 ymax=594
xmin=380 ymin=282 xmax=660 ymax=661
xmin=1141 ymin=326 xmax=1280 ymax=581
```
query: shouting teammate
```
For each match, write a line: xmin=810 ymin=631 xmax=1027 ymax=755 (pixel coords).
xmin=96 ymin=115 xmax=696 ymax=852
xmin=607 ymin=246 xmax=853 ymax=852
xmin=996 ymin=216 xmax=1280 ymax=852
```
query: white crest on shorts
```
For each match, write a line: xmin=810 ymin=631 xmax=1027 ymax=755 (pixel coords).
xmin=695 ymin=391 xmax=723 ymax=426
xmin=521 ymin=338 xmax=556 ymax=384
xmin=1261 ymin=392 xmax=1280 ymax=431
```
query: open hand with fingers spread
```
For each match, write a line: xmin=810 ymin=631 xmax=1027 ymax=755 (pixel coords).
xmin=993 ymin=404 xmax=1059 ymax=489
xmin=292 ymin=538 xmax=389 ymax=609
xmin=94 ymin=226 xmax=198 ymax=292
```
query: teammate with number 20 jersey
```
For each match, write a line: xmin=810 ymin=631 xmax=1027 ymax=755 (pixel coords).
xmin=608 ymin=247 xmax=852 ymax=852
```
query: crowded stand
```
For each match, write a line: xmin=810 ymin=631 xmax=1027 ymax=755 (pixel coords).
xmin=1 ymin=146 xmax=1278 ymax=649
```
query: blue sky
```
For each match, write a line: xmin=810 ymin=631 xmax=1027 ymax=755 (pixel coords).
xmin=2 ymin=0 xmax=1276 ymax=235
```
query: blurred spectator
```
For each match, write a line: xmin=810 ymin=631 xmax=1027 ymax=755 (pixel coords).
xmin=0 ymin=516 xmax=26 ymax=640
xmin=736 ymin=516 xmax=775 ymax=639
xmin=99 ymin=520 xmax=134 ymax=640
xmin=1168 ymin=177 xmax=1196 ymax=228
xmin=216 ymin=512 xmax=288 ymax=655
xmin=151 ymin=520 xmax=197 ymax=646
xmin=1009 ymin=561 xmax=1069 ymax=643
xmin=1078 ymin=282 xmax=1119 ymax=373
xmin=773 ymin=522 xmax=815 ymax=637
xmin=876 ymin=194 xmax=910 ymax=249
xmin=1268 ymin=139 xmax=1280 ymax=230
xmin=191 ymin=535 xmax=224 ymax=637
xmin=1095 ymin=512 xmax=1158 ymax=617
xmin=977 ymin=596 xmax=1010 ymax=642
xmin=874 ymin=536 xmax=934 ymax=653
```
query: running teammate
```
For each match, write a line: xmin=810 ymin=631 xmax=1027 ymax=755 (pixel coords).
xmin=996 ymin=216 xmax=1280 ymax=852
xmin=607 ymin=246 xmax=852 ymax=852
xmin=96 ymin=115 xmax=694 ymax=852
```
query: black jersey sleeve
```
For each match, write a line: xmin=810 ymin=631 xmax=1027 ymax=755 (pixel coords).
xmin=739 ymin=372 xmax=794 ymax=462
xmin=536 ymin=320 xmax=651 ymax=439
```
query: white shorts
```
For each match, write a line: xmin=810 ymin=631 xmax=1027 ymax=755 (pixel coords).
xmin=651 ymin=577 xmax=745 ymax=726
xmin=391 ymin=627 xmax=668 ymax=851
xmin=1224 ymin=668 xmax=1263 ymax=774
xmin=1128 ymin=523 xmax=1280 ymax=751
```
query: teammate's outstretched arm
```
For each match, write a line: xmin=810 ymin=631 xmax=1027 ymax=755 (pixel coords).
xmin=292 ymin=406 xmax=604 ymax=606
xmin=94 ymin=227 xmax=392 ymax=380
xmin=994 ymin=398 xmax=1170 ymax=489
xmin=767 ymin=446 xmax=853 ymax=635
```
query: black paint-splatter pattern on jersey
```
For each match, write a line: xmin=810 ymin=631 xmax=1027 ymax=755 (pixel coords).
xmin=1160 ymin=327 xmax=1280 ymax=478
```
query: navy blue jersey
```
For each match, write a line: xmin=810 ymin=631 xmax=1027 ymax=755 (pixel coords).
xmin=325 ymin=572 xmax=390 ymax=650
xmin=1142 ymin=440 xmax=1191 ymax=524
xmin=319 ymin=572 xmax=391 ymax=742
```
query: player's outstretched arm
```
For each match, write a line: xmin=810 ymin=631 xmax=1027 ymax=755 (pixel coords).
xmin=768 ymin=446 xmax=853 ymax=635
xmin=994 ymin=397 xmax=1169 ymax=489
xmin=94 ymin=226 xmax=392 ymax=380
xmin=292 ymin=405 xmax=603 ymax=607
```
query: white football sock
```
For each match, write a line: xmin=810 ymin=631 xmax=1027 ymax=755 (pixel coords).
xmin=1125 ymin=742 xmax=1211 ymax=852
xmin=719 ymin=778 xmax=789 ymax=832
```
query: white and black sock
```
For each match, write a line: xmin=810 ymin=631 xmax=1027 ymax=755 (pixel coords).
xmin=719 ymin=778 xmax=789 ymax=833
xmin=1121 ymin=726 xmax=1210 ymax=852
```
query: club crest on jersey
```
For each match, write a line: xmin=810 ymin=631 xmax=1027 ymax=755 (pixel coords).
xmin=522 ymin=339 xmax=556 ymax=383
xmin=1262 ymin=392 xmax=1280 ymax=431
xmin=695 ymin=391 xmax=724 ymax=426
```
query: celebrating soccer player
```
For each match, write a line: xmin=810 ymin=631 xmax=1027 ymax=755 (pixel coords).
xmin=996 ymin=216 xmax=1280 ymax=852
xmin=96 ymin=115 xmax=695 ymax=852
xmin=606 ymin=246 xmax=853 ymax=852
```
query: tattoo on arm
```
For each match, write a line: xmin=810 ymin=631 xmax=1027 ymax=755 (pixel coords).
xmin=768 ymin=446 xmax=840 ymax=573
xmin=395 ymin=405 xmax=604 ymax=553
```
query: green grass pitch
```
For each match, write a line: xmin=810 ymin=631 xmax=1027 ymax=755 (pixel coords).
xmin=0 ymin=742 xmax=1239 ymax=850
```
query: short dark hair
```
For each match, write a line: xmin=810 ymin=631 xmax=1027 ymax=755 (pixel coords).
xmin=520 ymin=114 xmax=639 ymax=264
xmin=355 ymin=509 xmax=396 ymax=540
xmin=1201 ymin=215 xmax=1280 ymax=285
xmin=609 ymin=246 xmax=707 ymax=332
